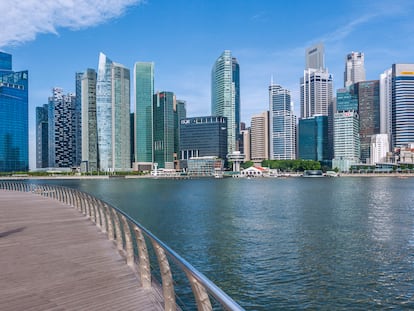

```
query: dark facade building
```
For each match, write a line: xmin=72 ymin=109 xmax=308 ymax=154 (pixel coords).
xmin=179 ymin=116 xmax=228 ymax=163
xmin=36 ymin=105 xmax=49 ymax=168
xmin=0 ymin=52 xmax=29 ymax=172
xmin=298 ymin=115 xmax=329 ymax=162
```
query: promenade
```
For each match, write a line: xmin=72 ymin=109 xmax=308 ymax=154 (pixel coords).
xmin=0 ymin=190 xmax=164 ymax=311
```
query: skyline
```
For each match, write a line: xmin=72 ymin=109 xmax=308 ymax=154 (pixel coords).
xmin=2 ymin=0 xmax=414 ymax=169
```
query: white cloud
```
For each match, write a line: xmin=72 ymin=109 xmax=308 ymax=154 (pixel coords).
xmin=0 ymin=0 xmax=142 ymax=47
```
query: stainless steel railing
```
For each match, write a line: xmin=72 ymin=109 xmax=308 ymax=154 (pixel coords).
xmin=0 ymin=181 xmax=244 ymax=311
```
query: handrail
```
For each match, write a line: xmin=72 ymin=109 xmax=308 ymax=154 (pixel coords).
xmin=0 ymin=181 xmax=244 ymax=311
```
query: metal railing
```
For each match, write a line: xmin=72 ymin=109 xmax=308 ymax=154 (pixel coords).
xmin=0 ymin=181 xmax=244 ymax=311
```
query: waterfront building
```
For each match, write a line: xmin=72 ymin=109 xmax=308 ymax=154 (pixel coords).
xmin=344 ymin=52 xmax=366 ymax=88
xmin=80 ymin=69 xmax=98 ymax=172
xmin=211 ymin=50 xmax=240 ymax=154
xmin=179 ymin=116 xmax=227 ymax=164
xmin=370 ymin=134 xmax=389 ymax=164
xmin=356 ymin=80 xmax=380 ymax=163
xmin=133 ymin=62 xmax=154 ymax=171
xmin=48 ymin=88 xmax=77 ymax=168
xmin=153 ymin=91 xmax=177 ymax=169
xmin=269 ymin=84 xmax=296 ymax=160
xmin=96 ymin=53 xmax=131 ymax=172
xmin=250 ymin=111 xmax=269 ymax=163
xmin=187 ymin=156 xmax=224 ymax=176
xmin=0 ymin=52 xmax=28 ymax=172
xmin=332 ymin=111 xmax=360 ymax=172
xmin=391 ymin=64 xmax=414 ymax=148
xmin=240 ymin=129 xmax=251 ymax=162
xmin=35 ymin=104 xmax=49 ymax=168
xmin=298 ymin=115 xmax=329 ymax=162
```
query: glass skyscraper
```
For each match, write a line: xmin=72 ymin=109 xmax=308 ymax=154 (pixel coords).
xmin=36 ymin=104 xmax=49 ymax=168
xmin=211 ymin=50 xmax=240 ymax=154
xmin=0 ymin=52 xmax=28 ymax=172
xmin=269 ymin=84 xmax=296 ymax=160
xmin=344 ymin=52 xmax=366 ymax=88
xmin=96 ymin=52 xmax=131 ymax=171
xmin=134 ymin=62 xmax=154 ymax=171
xmin=298 ymin=115 xmax=329 ymax=162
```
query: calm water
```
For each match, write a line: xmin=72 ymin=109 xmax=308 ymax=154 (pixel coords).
xmin=32 ymin=177 xmax=414 ymax=310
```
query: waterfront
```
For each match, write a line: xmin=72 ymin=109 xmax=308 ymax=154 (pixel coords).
xmin=27 ymin=177 xmax=414 ymax=310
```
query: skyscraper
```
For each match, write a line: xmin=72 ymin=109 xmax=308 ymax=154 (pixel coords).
xmin=48 ymin=88 xmax=77 ymax=168
xmin=74 ymin=73 xmax=83 ymax=167
xmin=390 ymin=64 xmax=414 ymax=148
xmin=0 ymin=52 xmax=28 ymax=172
xmin=80 ymin=69 xmax=98 ymax=172
xmin=306 ymin=43 xmax=325 ymax=70
xmin=211 ymin=50 xmax=240 ymax=154
xmin=250 ymin=111 xmax=269 ymax=163
xmin=96 ymin=52 xmax=131 ymax=172
xmin=134 ymin=62 xmax=154 ymax=171
xmin=344 ymin=52 xmax=366 ymax=88
xmin=380 ymin=68 xmax=392 ymax=136
xmin=269 ymin=84 xmax=296 ymax=160
xmin=298 ymin=115 xmax=329 ymax=162
xmin=36 ymin=104 xmax=48 ymax=168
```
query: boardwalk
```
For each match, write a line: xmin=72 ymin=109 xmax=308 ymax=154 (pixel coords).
xmin=0 ymin=190 xmax=164 ymax=311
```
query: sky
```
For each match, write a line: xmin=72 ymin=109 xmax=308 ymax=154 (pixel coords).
xmin=2 ymin=0 xmax=414 ymax=169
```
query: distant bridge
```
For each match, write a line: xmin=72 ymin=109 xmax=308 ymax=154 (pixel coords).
xmin=0 ymin=182 xmax=244 ymax=311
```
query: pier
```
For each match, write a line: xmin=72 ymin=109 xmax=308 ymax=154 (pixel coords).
xmin=0 ymin=182 xmax=243 ymax=311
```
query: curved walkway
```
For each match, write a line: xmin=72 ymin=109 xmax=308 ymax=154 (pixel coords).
xmin=0 ymin=190 xmax=164 ymax=311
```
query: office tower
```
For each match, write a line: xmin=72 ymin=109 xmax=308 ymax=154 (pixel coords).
xmin=36 ymin=105 xmax=49 ymax=168
xmin=80 ymin=69 xmax=98 ymax=172
xmin=153 ymin=91 xmax=176 ymax=169
xmin=74 ymin=73 xmax=82 ymax=166
xmin=269 ymin=84 xmax=296 ymax=160
xmin=134 ymin=62 xmax=154 ymax=171
xmin=241 ymin=129 xmax=250 ymax=161
xmin=306 ymin=43 xmax=325 ymax=70
xmin=332 ymin=111 xmax=360 ymax=172
xmin=250 ymin=111 xmax=269 ymax=163
xmin=356 ymin=80 xmax=380 ymax=163
xmin=179 ymin=116 xmax=227 ymax=162
xmin=48 ymin=88 xmax=77 ymax=168
xmin=96 ymin=52 xmax=131 ymax=172
xmin=336 ymin=88 xmax=358 ymax=112
xmin=175 ymin=99 xmax=187 ymax=164
xmin=370 ymin=134 xmax=389 ymax=164
xmin=211 ymin=50 xmax=240 ymax=154
xmin=298 ymin=115 xmax=329 ymax=162
xmin=380 ymin=68 xmax=392 ymax=136
xmin=0 ymin=52 xmax=28 ymax=172
xmin=344 ymin=52 xmax=366 ymax=88
xmin=391 ymin=64 xmax=414 ymax=148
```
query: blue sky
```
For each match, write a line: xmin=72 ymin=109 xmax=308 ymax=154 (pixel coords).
xmin=2 ymin=0 xmax=414 ymax=168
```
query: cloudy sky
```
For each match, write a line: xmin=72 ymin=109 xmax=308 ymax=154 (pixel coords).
xmin=2 ymin=0 xmax=414 ymax=168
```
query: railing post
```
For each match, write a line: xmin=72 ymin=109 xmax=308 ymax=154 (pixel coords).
xmin=105 ymin=204 xmax=115 ymax=241
xmin=120 ymin=215 xmax=134 ymax=267
xmin=134 ymin=226 xmax=151 ymax=288
xmin=185 ymin=273 xmax=213 ymax=311
xmin=151 ymin=239 xmax=176 ymax=311
xmin=112 ymin=209 xmax=124 ymax=251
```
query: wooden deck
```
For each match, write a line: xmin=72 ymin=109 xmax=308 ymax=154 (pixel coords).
xmin=0 ymin=190 xmax=164 ymax=311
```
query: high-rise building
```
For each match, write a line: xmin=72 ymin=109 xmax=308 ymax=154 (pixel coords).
xmin=269 ymin=84 xmax=296 ymax=160
xmin=211 ymin=50 xmax=240 ymax=154
xmin=380 ymin=68 xmax=392 ymax=136
xmin=356 ymin=80 xmax=380 ymax=163
xmin=0 ymin=52 xmax=28 ymax=172
xmin=153 ymin=91 xmax=177 ymax=169
xmin=370 ymin=134 xmax=389 ymax=164
xmin=36 ymin=104 xmax=48 ymax=168
xmin=306 ymin=43 xmax=325 ymax=70
xmin=250 ymin=111 xmax=269 ymax=163
xmin=241 ymin=129 xmax=250 ymax=162
xmin=96 ymin=52 xmax=131 ymax=172
xmin=332 ymin=111 xmax=360 ymax=172
xmin=179 ymin=116 xmax=227 ymax=163
xmin=391 ymin=64 xmax=414 ymax=148
xmin=298 ymin=115 xmax=329 ymax=162
xmin=80 ymin=69 xmax=98 ymax=172
xmin=344 ymin=52 xmax=366 ymax=88
xmin=133 ymin=62 xmax=154 ymax=171
xmin=336 ymin=88 xmax=358 ymax=112
xmin=74 ymin=73 xmax=82 ymax=167
xmin=48 ymin=88 xmax=77 ymax=168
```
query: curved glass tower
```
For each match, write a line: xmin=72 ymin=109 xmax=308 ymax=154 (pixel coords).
xmin=211 ymin=50 xmax=240 ymax=154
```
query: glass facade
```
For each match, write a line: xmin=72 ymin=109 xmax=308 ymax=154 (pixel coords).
xmin=96 ymin=53 xmax=131 ymax=171
xmin=36 ymin=105 xmax=48 ymax=168
xmin=336 ymin=88 xmax=358 ymax=112
xmin=134 ymin=62 xmax=154 ymax=166
xmin=211 ymin=50 xmax=240 ymax=154
xmin=298 ymin=116 xmax=328 ymax=162
xmin=0 ymin=52 xmax=28 ymax=172
xmin=179 ymin=116 xmax=227 ymax=161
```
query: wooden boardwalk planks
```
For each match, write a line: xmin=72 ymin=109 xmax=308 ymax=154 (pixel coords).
xmin=0 ymin=190 xmax=164 ymax=311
